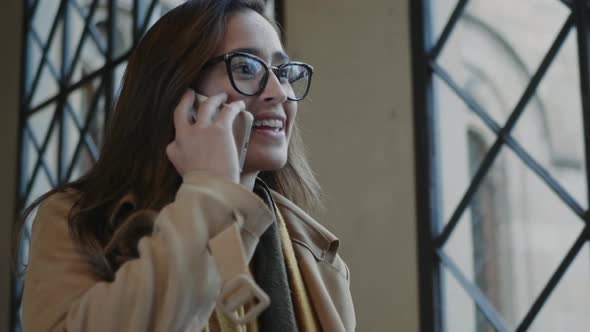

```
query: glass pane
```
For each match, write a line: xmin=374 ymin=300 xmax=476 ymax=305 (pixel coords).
xmin=31 ymin=63 xmax=60 ymax=109
xmin=31 ymin=0 xmax=61 ymax=45
xmin=432 ymin=1 xmax=588 ymax=330
xmin=28 ymin=35 xmax=43 ymax=92
xmin=114 ymin=61 xmax=128 ymax=94
xmin=464 ymin=0 xmax=570 ymax=75
xmin=68 ymin=2 xmax=106 ymax=84
xmin=430 ymin=0 xmax=460 ymax=44
xmin=433 ymin=73 xmax=497 ymax=225
xmin=442 ymin=147 xmax=585 ymax=330
xmin=443 ymin=206 xmax=515 ymax=331
xmin=528 ymin=243 xmax=590 ymax=331
xmin=68 ymin=143 xmax=95 ymax=182
xmin=434 ymin=0 xmax=571 ymax=127
xmin=443 ymin=264 xmax=480 ymax=331
xmin=27 ymin=104 xmax=56 ymax=148
xmin=475 ymin=307 xmax=499 ymax=332
xmin=77 ymin=26 xmax=106 ymax=75
xmin=512 ymin=28 xmax=587 ymax=210
xmin=26 ymin=166 xmax=53 ymax=208
xmin=63 ymin=102 xmax=82 ymax=173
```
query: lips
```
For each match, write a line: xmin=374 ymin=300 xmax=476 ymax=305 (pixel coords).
xmin=251 ymin=113 xmax=287 ymax=139
xmin=254 ymin=112 xmax=286 ymax=123
xmin=253 ymin=118 xmax=284 ymax=129
xmin=252 ymin=112 xmax=286 ymax=133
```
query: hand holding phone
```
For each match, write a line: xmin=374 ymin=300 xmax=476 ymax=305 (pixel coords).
xmin=166 ymin=90 xmax=253 ymax=183
xmin=192 ymin=93 xmax=253 ymax=172
xmin=168 ymin=91 xmax=268 ymax=324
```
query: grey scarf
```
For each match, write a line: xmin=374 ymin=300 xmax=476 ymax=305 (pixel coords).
xmin=251 ymin=180 xmax=298 ymax=332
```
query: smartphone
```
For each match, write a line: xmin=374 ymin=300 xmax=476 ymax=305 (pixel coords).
xmin=190 ymin=94 xmax=253 ymax=172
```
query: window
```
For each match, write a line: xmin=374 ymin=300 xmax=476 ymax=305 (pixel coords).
xmin=412 ymin=0 xmax=590 ymax=331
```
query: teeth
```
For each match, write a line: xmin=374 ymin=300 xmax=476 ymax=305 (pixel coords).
xmin=253 ymin=119 xmax=283 ymax=129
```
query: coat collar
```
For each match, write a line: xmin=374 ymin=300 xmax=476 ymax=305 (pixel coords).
xmin=112 ymin=179 xmax=341 ymax=266
xmin=254 ymin=179 xmax=340 ymax=264
xmin=255 ymin=180 xmax=352 ymax=332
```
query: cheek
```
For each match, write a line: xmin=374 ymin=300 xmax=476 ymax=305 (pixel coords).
xmin=285 ymin=105 xmax=298 ymax=141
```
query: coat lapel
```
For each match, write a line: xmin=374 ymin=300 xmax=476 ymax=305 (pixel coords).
xmin=270 ymin=190 xmax=354 ymax=332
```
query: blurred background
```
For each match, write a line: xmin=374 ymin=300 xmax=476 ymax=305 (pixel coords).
xmin=1 ymin=0 xmax=590 ymax=331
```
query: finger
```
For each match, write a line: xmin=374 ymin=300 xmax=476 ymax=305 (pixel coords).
xmin=195 ymin=92 xmax=228 ymax=125
xmin=173 ymin=89 xmax=196 ymax=137
xmin=216 ymin=100 xmax=246 ymax=127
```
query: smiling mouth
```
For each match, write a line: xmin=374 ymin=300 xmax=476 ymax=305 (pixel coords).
xmin=252 ymin=119 xmax=284 ymax=131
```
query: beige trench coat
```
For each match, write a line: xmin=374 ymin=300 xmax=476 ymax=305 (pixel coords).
xmin=22 ymin=173 xmax=356 ymax=331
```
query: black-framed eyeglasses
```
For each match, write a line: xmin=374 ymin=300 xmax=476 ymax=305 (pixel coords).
xmin=203 ymin=52 xmax=313 ymax=101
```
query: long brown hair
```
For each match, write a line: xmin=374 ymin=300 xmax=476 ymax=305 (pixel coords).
xmin=14 ymin=0 xmax=321 ymax=281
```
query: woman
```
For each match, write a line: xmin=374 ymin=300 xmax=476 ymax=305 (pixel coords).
xmin=18 ymin=0 xmax=355 ymax=331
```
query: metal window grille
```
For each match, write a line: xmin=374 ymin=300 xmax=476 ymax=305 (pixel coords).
xmin=412 ymin=0 xmax=590 ymax=331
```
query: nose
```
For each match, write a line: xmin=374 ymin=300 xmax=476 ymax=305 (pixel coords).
xmin=259 ymin=69 xmax=289 ymax=103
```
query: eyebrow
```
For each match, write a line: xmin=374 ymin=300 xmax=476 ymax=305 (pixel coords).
xmin=230 ymin=47 xmax=290 ymax=64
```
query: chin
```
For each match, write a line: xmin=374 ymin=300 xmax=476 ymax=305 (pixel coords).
xmin=243 ymin=147 xmax=288 ymax=173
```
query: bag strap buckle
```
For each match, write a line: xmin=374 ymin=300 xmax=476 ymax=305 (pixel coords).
xmin=208 ymin=213 xmax=270 ymax=325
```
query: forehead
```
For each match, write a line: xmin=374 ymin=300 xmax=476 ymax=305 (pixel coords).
xmin=222 ymin=10 xmax=285 ymax=61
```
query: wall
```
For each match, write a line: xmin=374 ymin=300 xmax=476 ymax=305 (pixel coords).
xmin=285 ymin=1 xmax=420 ymax=330
xmin=0 ymin=0 xmax=22 ymax=331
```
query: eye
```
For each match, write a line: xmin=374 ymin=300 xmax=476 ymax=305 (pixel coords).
xmin=231 ymin=58 xmax=263 ymax=79
xmin=234 ymin=62 xmax=253 ymax=74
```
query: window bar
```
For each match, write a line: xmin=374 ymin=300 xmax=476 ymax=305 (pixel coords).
xmin=573 ymin=0 xmax=590 ymax=212
xmin=22 ymin=12 xmax=33 ymax=99
xmin=437 ymin=250 xmax=509 ymax=332
xmin=64 ymin=81 xmax=105 ymax=181
xmin=133 ymin=0 xmax=140 ymax=46
xmin=430 ymin=61 xmax=586 ymax=221
xmin=411 ymin=0 xmax=444 ymax=331
xmin=30 ymin=30 xmax=62 ymax=82
xmin=104 ymin=0 xmax=115 ymax=134
xmin=572 ymin=0 xmax=590 ymax=298
xmin=27 ymin=0 xmax=41 ymax=27
xmin=11 ymin=0 xmax=31 ymax=320
xmin=17 ymin=0 xmax=32 ymax=207
xmin=25 ymin=0 xmax=67 ymax=105
xmin=515 ymin=226 xmax=589 ymax=331
xmin=26 ymin=34 xmax=100 ymax=161
xmin=559 ymin=0 xmax=574 ymax=10
xmin=65 ymin=0 xmax=101 ymax=85
xmin=23 ymin=125 xmax=59 ymax=188
xmin=29 ymin=49 xmax=132 ymax=115
xmin=70 ymin=0 xmax=107 ymax=56
xmin=435 ymin=14 xmax=574 ymax=247
xmin=140 ymin=0 xmax=159 ymax=37
xmin=58 ymin=0 xmax=72 ymax=183
xmin=20 ymin=109 xmax=61 ymax=210
xmin=64 ymin=104 xmax=100 ymax=160
xmin=31 ymin=30 xmax=103 ymax=158
xmin=428 ymin=0 xmax=469 ymax=61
